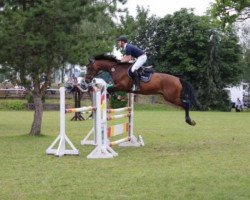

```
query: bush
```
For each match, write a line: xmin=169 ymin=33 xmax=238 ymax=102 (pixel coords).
xmin=0 ymin=100 xmax=26 ymax=110
xmin=25 ymin=93 xmax=45 ymax=103
xmin=26 ymin=93 xmax=34 ymax=103
xmin=109 ymin=91 xmax=128 ymax=108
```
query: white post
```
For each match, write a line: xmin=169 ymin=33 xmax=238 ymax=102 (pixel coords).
xmin=46 ymin=87 xmax=79 ymax=156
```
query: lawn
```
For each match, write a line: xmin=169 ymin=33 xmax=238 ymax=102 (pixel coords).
xmin=0 ymin=108 xmax=250 ymax=200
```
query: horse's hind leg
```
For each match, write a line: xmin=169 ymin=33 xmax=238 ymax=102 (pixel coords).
xmin=162 ymin=93 xmax=196 ymax=126
xmin=182 ymin=101 xmax=196 ymax=126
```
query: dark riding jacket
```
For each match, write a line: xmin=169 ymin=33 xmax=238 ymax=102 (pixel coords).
xmin=124 ymin=44 xmax=145 ymax=58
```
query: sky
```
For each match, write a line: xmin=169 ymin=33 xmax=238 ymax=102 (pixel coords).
xmin=121 ymin=0 xmax=215 ymax=17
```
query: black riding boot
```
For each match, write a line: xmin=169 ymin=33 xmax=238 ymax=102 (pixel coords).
xmin=132 ymin=70 xmax=140 ymax=92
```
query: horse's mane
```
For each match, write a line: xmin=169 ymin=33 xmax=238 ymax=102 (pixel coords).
xmin=93 ymin=54 xmax=131 ymax=70
xmin=94 ymin=54 xmax=118 ymax=63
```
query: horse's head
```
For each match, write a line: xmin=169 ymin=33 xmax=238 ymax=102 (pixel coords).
xmin=85 ymin=54 xmax=120 ymax=83
xmin=85 ymin=58 xmax=100 ymax=83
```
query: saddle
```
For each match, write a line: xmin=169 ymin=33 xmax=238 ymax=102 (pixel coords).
xmin=128 ymin=66 xmax=155 ymax=83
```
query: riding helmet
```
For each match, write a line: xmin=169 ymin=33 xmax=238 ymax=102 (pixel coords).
xmin=117 ymin=35 xmax=128 ymax=43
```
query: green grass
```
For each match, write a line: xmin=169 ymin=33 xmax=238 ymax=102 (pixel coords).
xmin=0 ymin=109 xmax=250 ymax=200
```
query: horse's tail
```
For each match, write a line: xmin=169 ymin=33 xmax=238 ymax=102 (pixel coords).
xmin=180 ymin=79 xmax=201 ymax=110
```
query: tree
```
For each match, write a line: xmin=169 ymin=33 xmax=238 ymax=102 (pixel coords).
xmin=235 ymin=19 xmax=250 ymax=49
xmin=120 ymin=8 xmax=244 ymax=110
xmin=234 ymin=19 xmax=250 ymax=82
xmin=209 ymin=0 xmax=250 ymax=26
xmin=155 ymin=10 xmax=244 ymax=110
xmin=209 ymin=1 xmax=250 ymax=84
xmin=201 ymin=28 xmax=243 ymax=110
xmin=243 ymin=49 xmax=250 ymax=81
xmin=118 ymin=6 xmax=159 ymax=65
xmin=0 ymin=0 xmax=125 ymax=135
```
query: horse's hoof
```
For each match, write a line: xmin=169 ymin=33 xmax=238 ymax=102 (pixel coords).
xmin=186 ymin=119 xmax=196 ymax=126
xmin=191 ymin=120 xmax=196 ymax=126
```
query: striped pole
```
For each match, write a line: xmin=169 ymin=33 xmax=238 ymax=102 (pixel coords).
xmin=107 ymin=107 xmax=131 ymax=113
xmin=110 ymin=137 xmax=130 ymax=146
xmin=107 ymin=113 xmax=131 ymax=121
xmin=66 ymin=106 xmax=96 ymax=113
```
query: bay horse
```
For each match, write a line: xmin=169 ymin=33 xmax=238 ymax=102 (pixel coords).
xmin=85 ymin=54 xmax=199 ymax=126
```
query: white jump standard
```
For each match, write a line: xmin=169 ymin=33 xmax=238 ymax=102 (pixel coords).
xmin=46 ymin=87 xmax=79 ymax=157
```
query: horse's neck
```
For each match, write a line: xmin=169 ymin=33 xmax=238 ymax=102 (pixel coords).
xmin=100 ymin=61 xmax=116 ymax=71
xmin=111 ymin=64 xmax=131 ymax=83
xmin=98 ymin=61 xmax=131 ymax=82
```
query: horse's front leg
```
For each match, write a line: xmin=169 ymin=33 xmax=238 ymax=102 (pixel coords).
xmin=107 ymin=85 xmax=128 ymax=102
xmin=106 ymin=85 xmax=119 ymax=101
xmin=107 ymin=85 xmax=117 ymax=94
xmin=107 ymin=80 xmax=130 ymax=93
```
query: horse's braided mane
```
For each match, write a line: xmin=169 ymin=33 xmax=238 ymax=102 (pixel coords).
xmin=93 ymin=54 xmax=131 ymax=70
xmin=94 ymin=54 xmax=118 ymax=63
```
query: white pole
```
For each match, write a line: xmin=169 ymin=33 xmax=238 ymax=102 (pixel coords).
xmin=128 ymin=93 xmax=134 ymax=138
xmin=95 ymin=87 xmax=102 ymax=147
xmin=60 ymin=87 xmax=65 ymax=139
xmin=57 ymin=87 xmax=66 ymax=155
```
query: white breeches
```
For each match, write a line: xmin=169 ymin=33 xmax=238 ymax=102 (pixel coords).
xmin=131 ymin=54 xmax=147 ymax=72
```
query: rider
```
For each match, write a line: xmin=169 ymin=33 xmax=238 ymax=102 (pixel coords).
xmin=117 ymin=35 xmax=147 ymax=92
